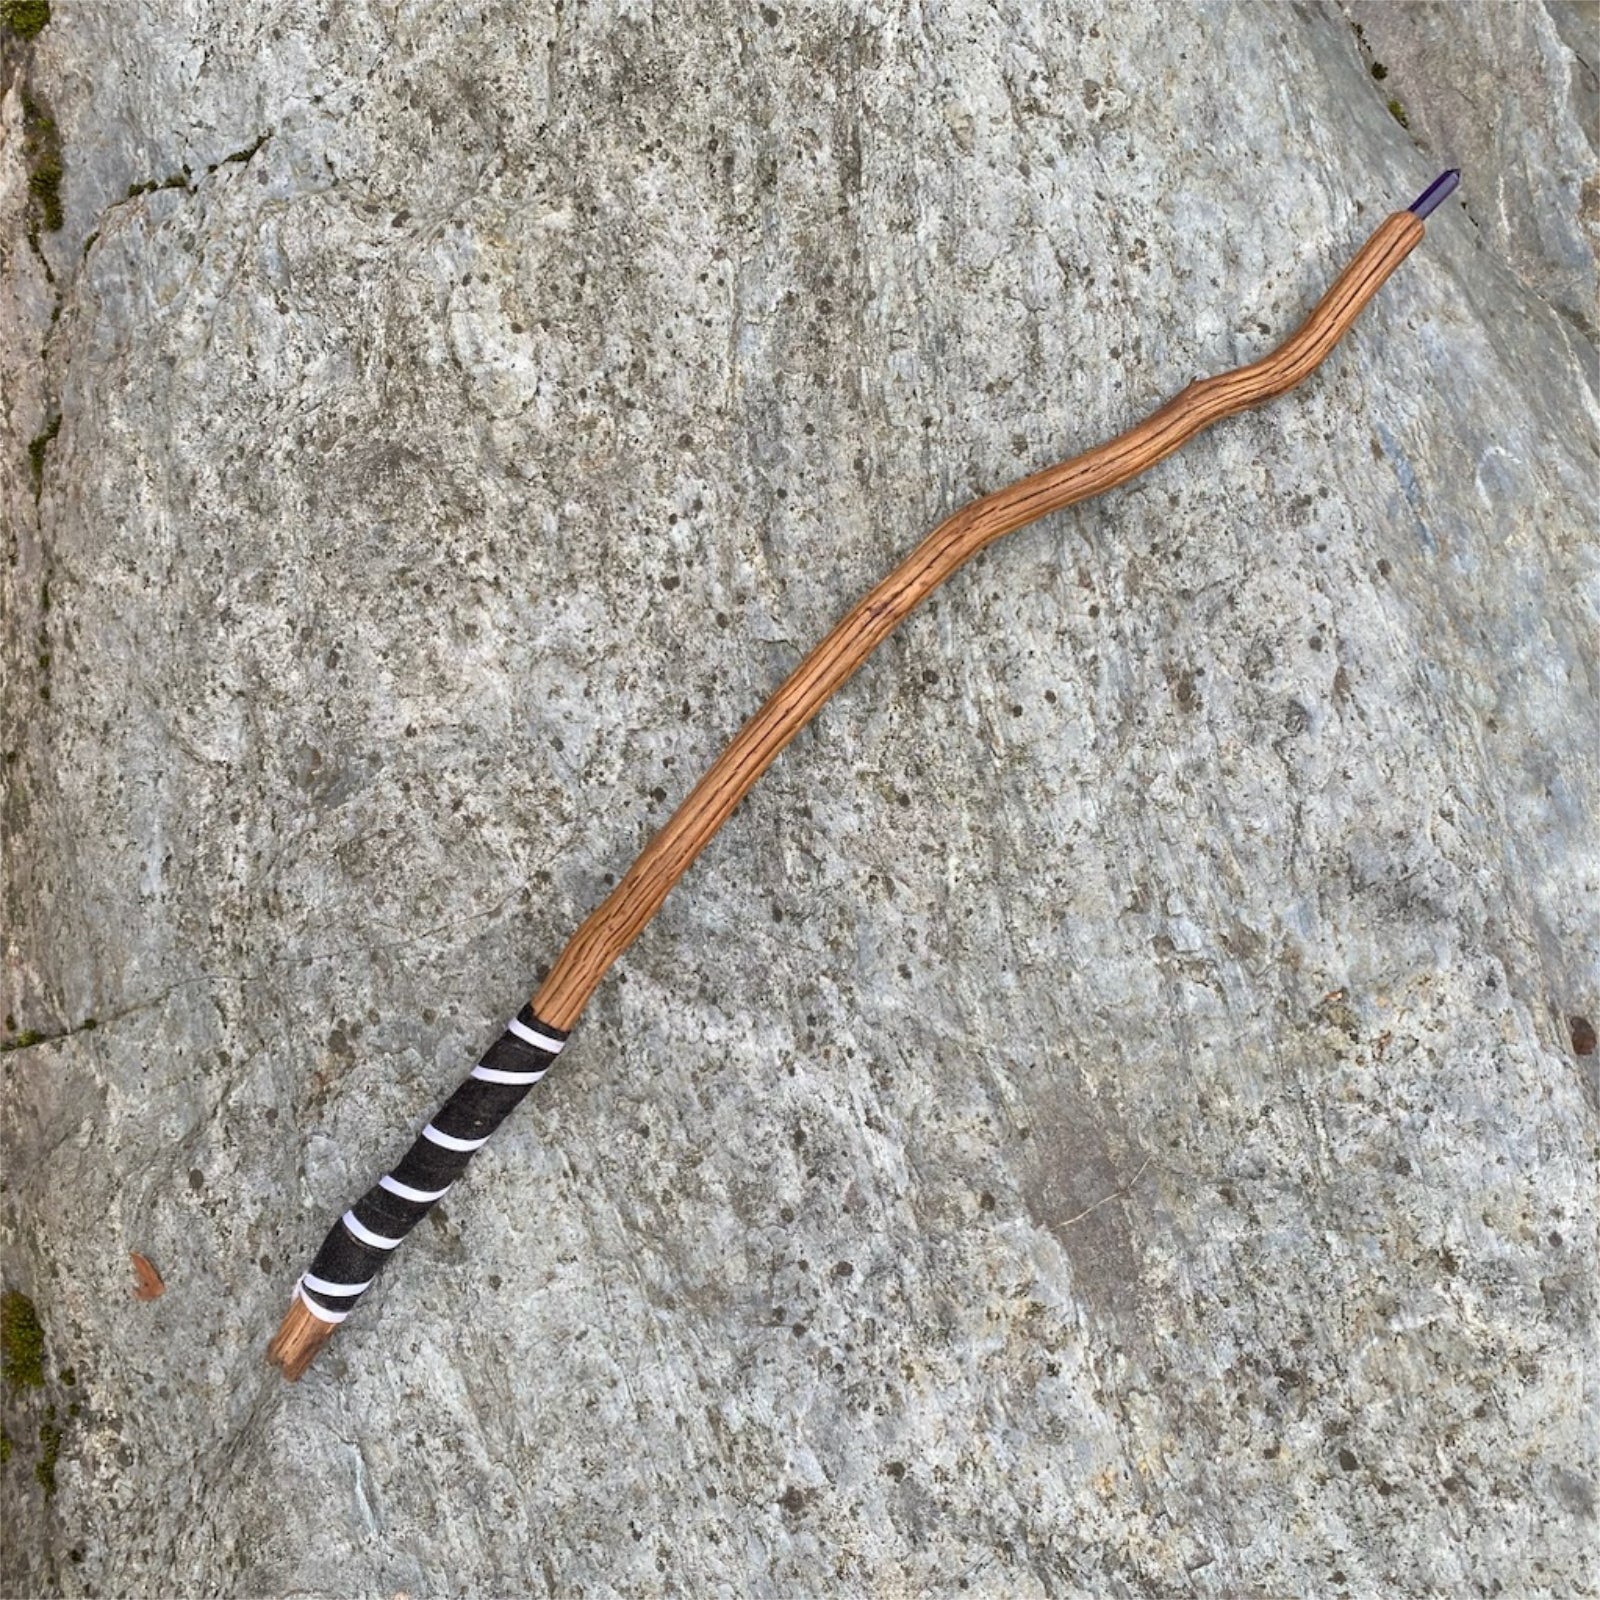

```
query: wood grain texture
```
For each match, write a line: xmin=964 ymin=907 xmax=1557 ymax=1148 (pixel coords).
xmin=532 ymin=209 xmax=1424 ymax=1029
xmin=265 ymin=1296 xmax=336 ymax=1380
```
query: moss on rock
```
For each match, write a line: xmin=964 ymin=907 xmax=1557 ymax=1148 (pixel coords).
xmin=1 ymin=0 xmax=52 ymax=40
xmin=1 ymin=1290 xmax=46 ymax=1389
xmin=21 ymin=92 xmax=64 ymax=234
xmin=35 ymin=1417 xmax=61 ymax=1495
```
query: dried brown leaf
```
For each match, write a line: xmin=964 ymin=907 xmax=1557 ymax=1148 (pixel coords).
xmin=130 ymin=1252 xmax=165 ymax=1302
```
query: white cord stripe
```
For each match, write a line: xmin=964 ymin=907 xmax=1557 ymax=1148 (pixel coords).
xmin=508 ymin=1017 xmax=565 ymax=1055
xmin=303 ymin=1271 xmax=373 ymax=1297
xmin=342 ymin=1210 xmax=403 ymax=1250
xmin=472 ymin=1064 xmax=547 ymax=1085
xmin=298 ymin=1282 xmax=350 ymax=1324
xmin=422 ymin=1123 xmax=489 ymax=1153
xmin=380 ymin=1174 xmax=452 ymax=1204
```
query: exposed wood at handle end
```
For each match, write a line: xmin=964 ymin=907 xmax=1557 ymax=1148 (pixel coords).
xmin=267 ymin=1295 xmax=339 ymax=1381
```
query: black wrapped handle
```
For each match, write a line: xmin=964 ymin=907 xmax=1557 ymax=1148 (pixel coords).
xmin=296 ymin=1007 xmax=569 ymax=1324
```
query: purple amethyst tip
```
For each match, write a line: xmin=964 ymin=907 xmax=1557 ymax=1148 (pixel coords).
xmin=1408 ymin=169 xmax=1461 ymax=220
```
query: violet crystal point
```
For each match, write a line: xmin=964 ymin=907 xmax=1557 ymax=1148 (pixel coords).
xmin=1408 ymin=170 xmax=1460 ymax=220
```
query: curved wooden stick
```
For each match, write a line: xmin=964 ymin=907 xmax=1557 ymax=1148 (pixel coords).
xmin=532 ymin=205 xmax=1425 ymax=1028
xmin=269 ymin=177 xmax=1454 ymax=1379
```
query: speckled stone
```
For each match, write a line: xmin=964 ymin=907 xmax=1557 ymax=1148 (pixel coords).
xmin=3 ymin=1 xmax=1596 ymax=1595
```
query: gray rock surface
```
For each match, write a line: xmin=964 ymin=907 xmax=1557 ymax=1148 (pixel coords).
xmin=1340 ymin=0 xmax=1599 ymax=354
xmin=3 ymin=0 xmax=1596 ymax=1595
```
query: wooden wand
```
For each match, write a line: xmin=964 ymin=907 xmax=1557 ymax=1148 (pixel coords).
xmin=268 ymin=170 xmax=1460 ymax=1380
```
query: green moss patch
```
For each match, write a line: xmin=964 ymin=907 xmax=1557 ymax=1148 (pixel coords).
xmin=222 ymin=133 xmax=268 ymax=166
xmin=1 ymin=1290 xmax=46 ymax=1389
xmin=26 ymin=414 xmax=59 ymax=500
xmin=1 ymin=0 xmax=51 ymax=39
xmin=126 ymin=171 xmax=190 ymax=199
xmin=36 ymin=1416 xmax=61 ymax=1495
xmin=21 ymin=92 xmax=64 ymax=234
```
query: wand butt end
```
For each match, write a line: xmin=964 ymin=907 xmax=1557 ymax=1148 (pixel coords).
xmin=266 ymin=1293 xmax=340 ymax=1381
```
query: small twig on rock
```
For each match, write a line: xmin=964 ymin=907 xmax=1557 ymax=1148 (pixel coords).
xmin=1056 ymin=1156 xmax=1153 ymax=1230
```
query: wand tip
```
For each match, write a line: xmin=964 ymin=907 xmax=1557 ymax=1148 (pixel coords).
xmin=1408 ymin=169 xmax=1460 ymax=220
xmin=266 ymin=1291 xmax=340 ymax=1380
